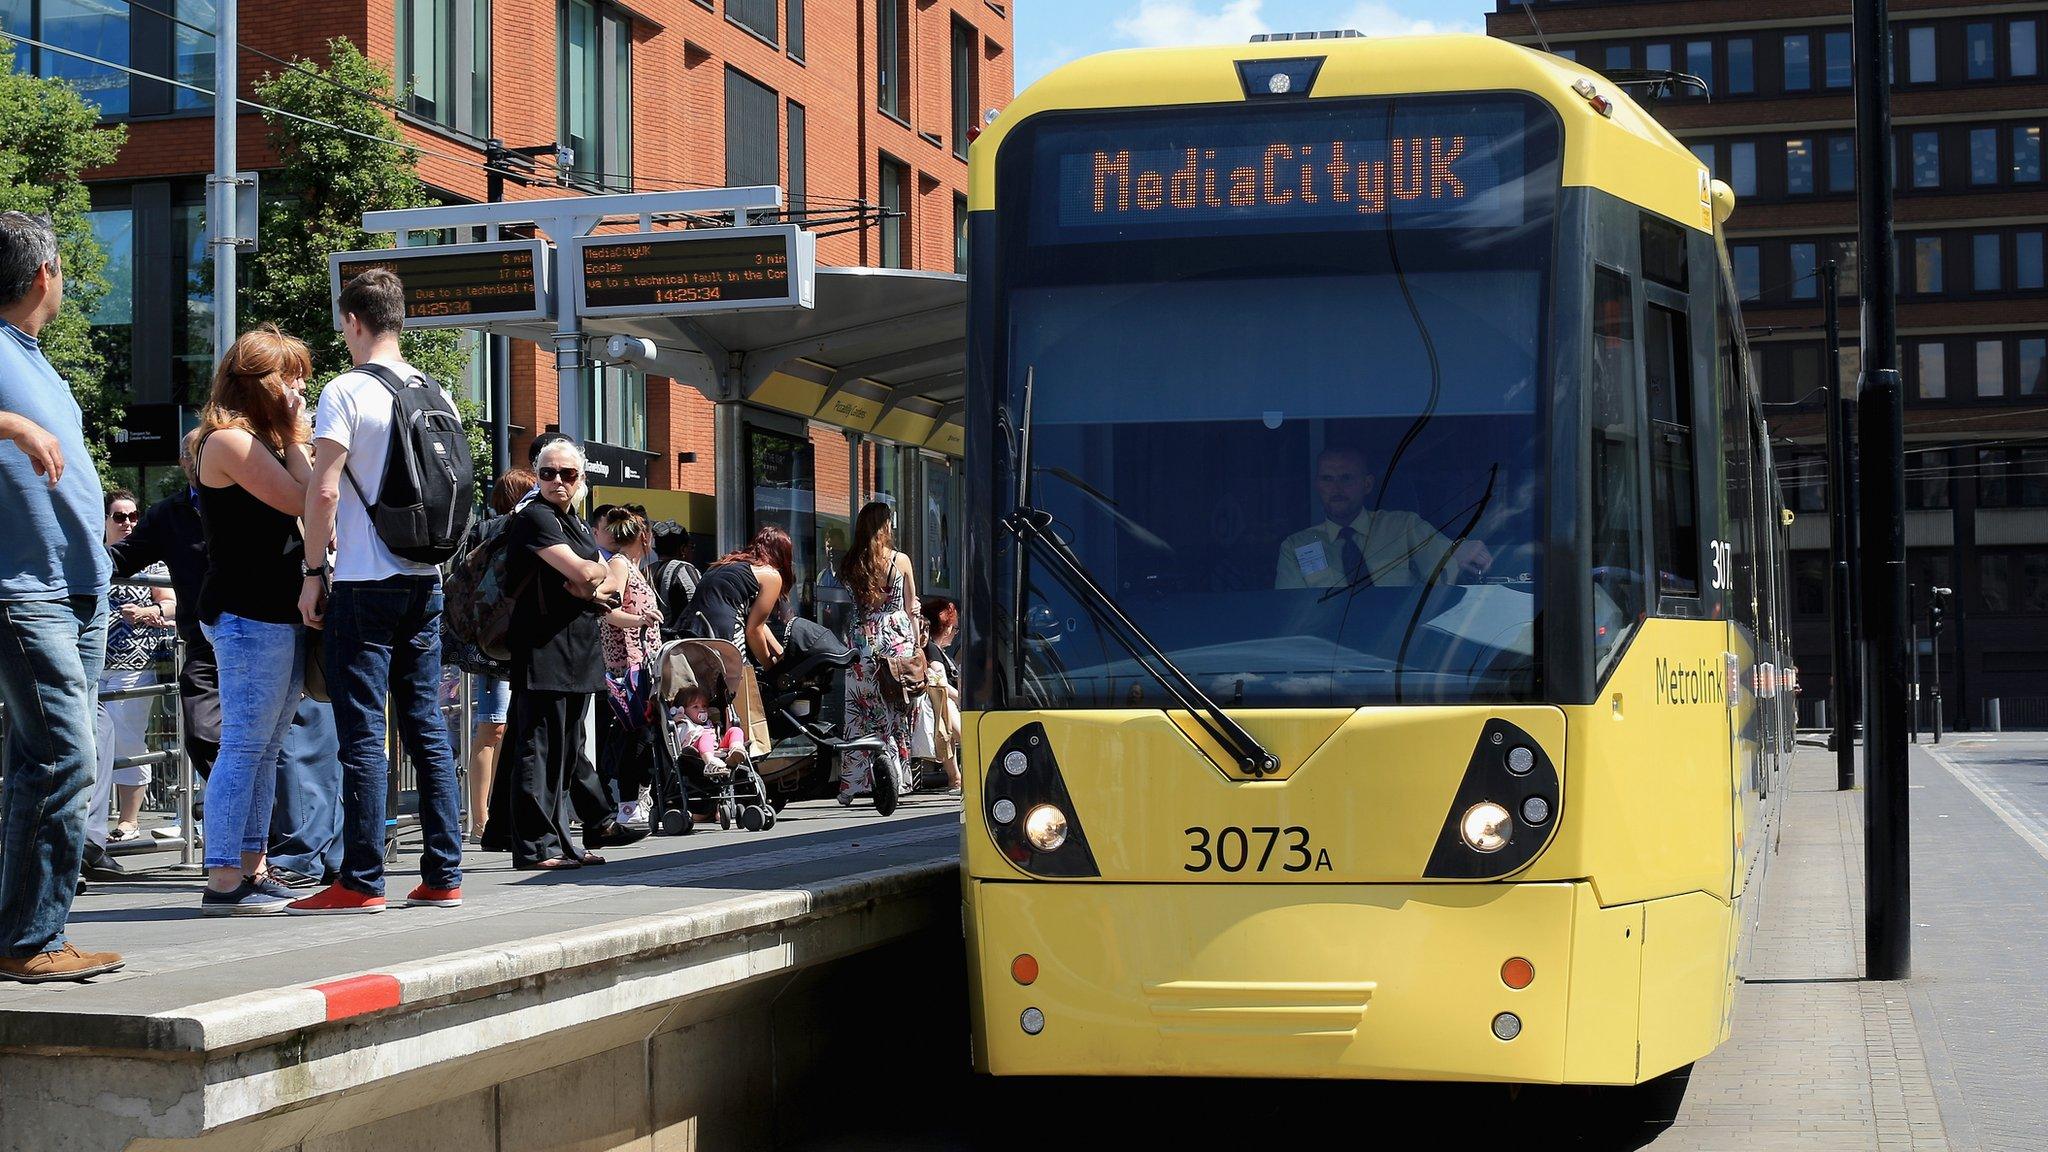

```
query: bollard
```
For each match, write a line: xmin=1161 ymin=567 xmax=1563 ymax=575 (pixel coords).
xmin=1985 ymin=697 xmax=2002 ymax=733
xmin=1815 ymin=698 xmax=1828 ymax=733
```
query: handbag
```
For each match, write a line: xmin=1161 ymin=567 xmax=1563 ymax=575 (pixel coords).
xmin=604 ymin=620 xmax=660 ymax=730
xmin=909 ymin=690 xmax=938 ymax=760
xmin=872 ymin=552 xmax=928 ymax=708
xmin=303 ymin=628 xmax=329 ymax=703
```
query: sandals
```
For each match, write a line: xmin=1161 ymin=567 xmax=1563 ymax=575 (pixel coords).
xmin=107 ymin=824 xmax=141 ymax=843
xmin=515 ymin=857 xmax=581 ymax=871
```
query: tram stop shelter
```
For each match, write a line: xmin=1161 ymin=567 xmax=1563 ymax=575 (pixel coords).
xmin=342 ymin=186 xmax=968 ymax=602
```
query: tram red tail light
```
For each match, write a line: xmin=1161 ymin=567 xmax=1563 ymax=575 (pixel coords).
xmin=1501 ymin=957 xmax=1534 ymax=990
xmin=1012 ymin=954 xmax=1039 ymax=985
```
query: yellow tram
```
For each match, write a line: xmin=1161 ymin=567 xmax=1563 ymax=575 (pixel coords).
xmin=957 ymin=34 xmax=1797 ymax=1084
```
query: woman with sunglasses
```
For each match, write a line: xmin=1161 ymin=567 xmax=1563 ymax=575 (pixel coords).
xmin=493 ymin=441 xmax=642 ymax=869
xmin=92 ymin=489 xmax=175 ymax=854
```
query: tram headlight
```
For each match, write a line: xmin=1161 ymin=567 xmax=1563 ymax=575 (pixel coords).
xmin=1460 ymin=802 xmax=1512 ymax=853
xmin=1024 ymin=804 xmax=1069 ymax=851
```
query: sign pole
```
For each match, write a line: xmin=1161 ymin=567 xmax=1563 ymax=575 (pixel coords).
xmin=209 ymin=0 xmax=238 ymax=364
xmin=1854 ymin=0 xmax=1911 ymax=981
xmin=1823 ymin=261 xmax=1856 ymax=791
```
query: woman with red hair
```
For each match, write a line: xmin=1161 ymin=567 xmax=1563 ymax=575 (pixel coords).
xmin=683 ymin=525 xmax=795 ymax=668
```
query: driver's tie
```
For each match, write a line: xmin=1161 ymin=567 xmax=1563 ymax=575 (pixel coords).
xmin=1338 ymin=525 xmax=1371 ymax=587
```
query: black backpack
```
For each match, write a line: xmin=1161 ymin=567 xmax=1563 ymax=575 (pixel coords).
xmin=654 ymin=558 xmax=700 ymax=641
xmin=344 ymin=363 xmax=476 ymax=565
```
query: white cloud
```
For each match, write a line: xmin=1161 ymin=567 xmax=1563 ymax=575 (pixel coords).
xmin=1113 ymin=0 xmax=1270 ymax=48
xmin=1337 ymin=1 xmax=1481 ymax=37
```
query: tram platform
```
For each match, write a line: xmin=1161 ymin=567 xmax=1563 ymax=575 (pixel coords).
xmin=0 ymin=795 xmax=963 ymax=1152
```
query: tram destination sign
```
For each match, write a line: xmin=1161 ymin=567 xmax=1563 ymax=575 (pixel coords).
xmin=328 ymin=240 xmax=553 ymax=330
xmin=573 ymin=225 xmax=818 ymax=318
xmin=1033 ymin=97 xmax=1547 ymax=243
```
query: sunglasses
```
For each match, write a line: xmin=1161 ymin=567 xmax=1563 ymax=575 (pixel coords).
xmin=537 ymin=466 xmax=581 ymax=483
xmin=108 ymin=511 xmax=140 ymax=524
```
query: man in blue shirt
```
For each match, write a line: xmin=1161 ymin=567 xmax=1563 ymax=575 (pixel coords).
xmin=0 ymin=211 xmax=123 ymax=982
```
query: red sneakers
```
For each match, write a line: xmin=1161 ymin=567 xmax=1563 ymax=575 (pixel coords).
xmin=285 ymin=884 xmax=387 ymax=915
xmin=405 ymin=884 xmax=463 ymax=908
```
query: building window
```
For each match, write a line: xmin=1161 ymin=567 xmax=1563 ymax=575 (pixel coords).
xmin=2015 ymin=20 xmax=2040 ymax=78
xmin=1834 ymin=239 xmax=1860 ymax=295
xmin=559 ymin=0 xmax=632 ymax=191
xmin=1910 ymin=448 xmax=1951 ymax=508
xmin=1907 ymin=26 xmax=1937 ymax=83
xmin=1825 ymin=30 xmax=1852 ymax=88
xmin=786 ymin=99 xmax=806 ymax=212
xmin=1917 ymin=342 xmax=1947 ymax=398
xmin=2020 ymin=231 xmax=2046 ymax=288
xmin=1729 ymin=141 xmax=1756 ymax=196
xmin=397 ymin=0 xmax=490 ymax=135
xmin=878 ymin=155 xmax=907 ymax=268
xmin=951 ymin=17 xmax=977 ymax=160
xmin=1733 ymin=245 xmax=1760 ymax=301
xmin=1827 ymin=135 xmax=1855 ymax=192
xmin=1974 ymin=233 xmax=2001 ymax=291
xmin=173 ymin=0 xmax=214 ymax=111
xmin=1977 ymin=340 xmax=2007 ymax=397
xmin=1646 ymin=43 xmax=1671 ymax=74
xmin=1782 ymin=34 xmax=1810 ymax=91
xmin=1785 ymin=137 xmax=1814 ymax=194
xmin=1554 ymin=47 xmax=1575 ymax=63
xmin=2014 ymin=126 xmax=2042 ymax=182
xmin=953 ymin=193 xmax=968 ymax=274
xmin=1967 ymin=22 xmax=1995 ymax=80
xmin=1911 ymin=131 xmax=1940 ymax=188
xmin=1790 ymin=242 xmax=1817 ymax=298
xmin=1970 ymin=128 xmax=1999 ymax=185
xmin=1726 ymin=39 xmax=1753 ymax=94
xmin=1686 ymin=41 xmax=1712 ymax=94
xmin=1980 ymin=449 xmax=2011 ymax=507
xmin=1604 ymin=44 xmax=1630 ymax=73
xmin=788 ymin=0 xmax=804 ymax=59
xmin=592 ymin=363 xmax=645 ymax=449
xmin=723 ymin=68 xmax=778 ymax=188
xmin=1690 ymin=141 xmax=1715 ymax=174
xmin=1980 ymin=553 xmax=2011 ymax=613
xmin=729 ymin=0 xmax=776 ymax=45
xmin=1913 ymin=235 xmax=1943 ymax=293
xmin=2021 ymin=338 xmax=2046 ymax=394
xmin=877 ymin=0 xmax=906 ymax=119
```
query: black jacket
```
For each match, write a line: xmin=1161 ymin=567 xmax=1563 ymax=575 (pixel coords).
xmin=107 ymin=487 xmax=210 ymax=655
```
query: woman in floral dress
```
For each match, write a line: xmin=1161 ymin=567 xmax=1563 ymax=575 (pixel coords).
xmin=836 ymin=501 xmax=920 ymax=806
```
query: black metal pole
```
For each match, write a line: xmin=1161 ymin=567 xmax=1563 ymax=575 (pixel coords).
xmin=1823 ymin=261 xmax=1856 ymax=790
xmin=1909 ymin=620 xmax=1920 ymax=742
xmin=1928 ymin=588 xmax=1947 ymax=744
xmin=1854 ymin=0 xmax=1911 ymax=981
xmin=485 ymin=139 xmax=513 ymax=480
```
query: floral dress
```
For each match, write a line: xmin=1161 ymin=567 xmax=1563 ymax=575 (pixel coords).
xmin=600 ymin=562 xmax=658 ymax=723
xmin=842 ymin=558 xmax=917 ymax=792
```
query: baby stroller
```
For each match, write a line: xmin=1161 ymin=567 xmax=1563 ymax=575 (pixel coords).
xmin=754 ymin=617 xmax=911 ymax=815
xmin=650 ymin=637 xmax=777 ymax=833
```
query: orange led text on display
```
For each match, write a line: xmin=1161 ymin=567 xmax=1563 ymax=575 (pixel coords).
xmin=1089 ymin=136 xmax=1468 ymax=217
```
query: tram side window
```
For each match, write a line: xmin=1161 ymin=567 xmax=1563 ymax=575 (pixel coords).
xmin=1646 ymin=304 xmax=1702 ymax=601
xmin=1590 ymin=266 xmax=1646 ymax=672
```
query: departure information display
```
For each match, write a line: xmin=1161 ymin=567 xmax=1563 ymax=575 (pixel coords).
xmin=328 ymin=240 xmax=551 ymax=329
xmin=576 ymin=226 xmax=817 ymax=317
xmin=1028 ymin=96 xmax=1552 ymax=243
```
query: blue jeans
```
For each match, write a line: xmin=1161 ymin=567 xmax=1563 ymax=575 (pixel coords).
xmin=325 ymin=576 xmax=461 ymax=895
xmin=470 ymin=675 xmax=510 ymax=725
xmin=268 ymin=694 xmax=342 ymax=879
xmin=201 ymin=614 xmax=302 ymax=870
xmin=0 ymin=596 xmax=106 ymax=958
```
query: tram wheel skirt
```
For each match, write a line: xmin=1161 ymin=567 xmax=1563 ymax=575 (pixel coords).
xmin=966 ymin=880 xmax=1730 ymax=1085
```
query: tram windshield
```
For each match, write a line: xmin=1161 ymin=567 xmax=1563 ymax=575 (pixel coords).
xmin=993 ymin=94 xmax=1561 ymax=708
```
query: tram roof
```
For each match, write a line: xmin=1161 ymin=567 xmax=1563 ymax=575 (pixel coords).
xmin=969 ymin=33 xmax=1716 ymax=232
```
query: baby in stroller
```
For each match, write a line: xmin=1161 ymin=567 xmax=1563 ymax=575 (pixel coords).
xmin=675 ymin=684 xmax=748 ymax=776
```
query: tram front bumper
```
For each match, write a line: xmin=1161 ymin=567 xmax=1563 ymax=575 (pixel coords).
xmin=969 ymin=878 xmax=1651 ymax=1084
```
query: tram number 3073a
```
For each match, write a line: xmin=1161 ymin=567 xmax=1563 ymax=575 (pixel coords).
xmin=1184 ymin=826 xmax=1335 ymax=873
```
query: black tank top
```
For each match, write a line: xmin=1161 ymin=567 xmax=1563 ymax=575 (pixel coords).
xmin=686 ymin=562 xmax=762 ymax=651
xmin=196 ymin=433 xmax=306 ymax=627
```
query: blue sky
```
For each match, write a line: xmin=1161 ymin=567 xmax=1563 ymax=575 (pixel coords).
xmin=1016 ymin=0 xmax=1499 ymax=90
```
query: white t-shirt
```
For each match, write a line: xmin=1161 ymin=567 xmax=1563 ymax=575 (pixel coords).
xmin=313 ymin=357 xmax=439 ymax=583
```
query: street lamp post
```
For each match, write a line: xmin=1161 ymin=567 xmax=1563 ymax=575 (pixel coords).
xmin=1928 ymin=586 xmax=1950 ymax=744
xmin=1853 ymin=0 xmax=1912 ymax=980
xmin=1822 ymin=260 xmax=1858 ymax=791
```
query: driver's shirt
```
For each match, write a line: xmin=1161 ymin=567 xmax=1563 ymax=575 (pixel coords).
xmin=1274 ymin=509 xmax=1456 ymax=589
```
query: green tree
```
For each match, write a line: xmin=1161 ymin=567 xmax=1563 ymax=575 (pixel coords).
xmin=245 ymin=39 xmax=485 ymax=462
xmin=0 ymin=40 xmax=128 ymax=474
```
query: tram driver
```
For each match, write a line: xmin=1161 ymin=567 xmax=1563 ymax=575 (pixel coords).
xmin=1274 ymin=444 xmax=1494 ymax=590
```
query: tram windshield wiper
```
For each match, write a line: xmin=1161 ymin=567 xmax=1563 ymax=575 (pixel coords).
xmin=1005 ymin=369 xmax=1278 ymax=778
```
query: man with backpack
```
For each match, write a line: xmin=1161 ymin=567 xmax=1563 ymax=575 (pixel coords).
xmin=649 ymin=521 xmax=699 ymax=640
xmin=290 ymin=268 xmax=470 ymax=915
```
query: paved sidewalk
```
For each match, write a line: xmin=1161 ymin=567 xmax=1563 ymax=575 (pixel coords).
xmin=1651 ymin=744 xmax=1950 ymax=1152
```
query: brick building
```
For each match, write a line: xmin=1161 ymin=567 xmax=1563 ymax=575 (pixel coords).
xmin=7 ymin=0 xmax=1010 ymax=598
xmin=1489 ymin=0 xmax=2048 ymax=728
